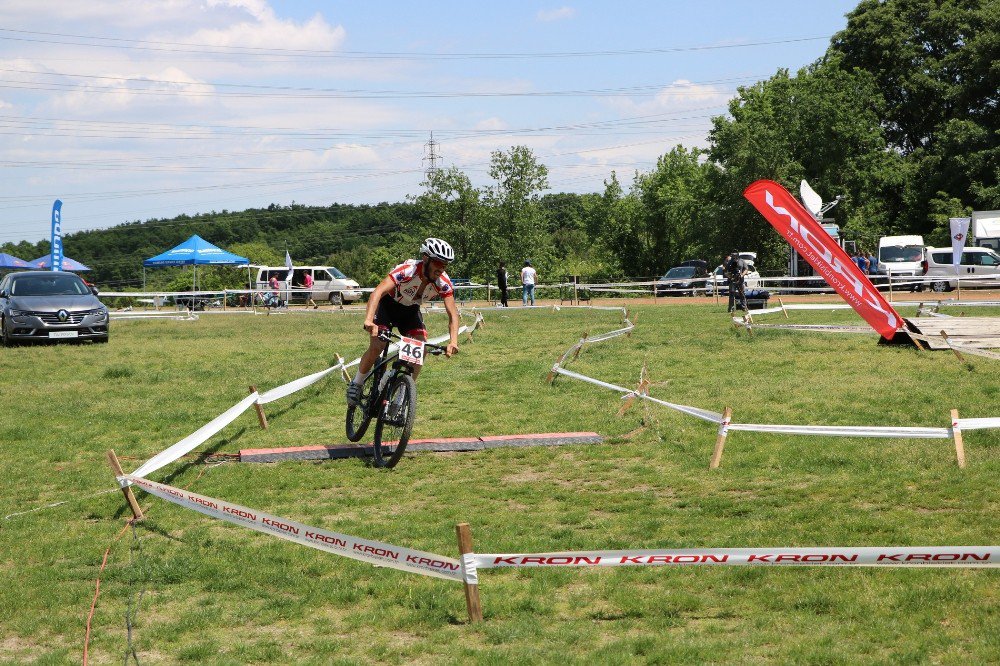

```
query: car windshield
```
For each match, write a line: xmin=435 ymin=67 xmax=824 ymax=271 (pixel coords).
xmin=10 ymin=274 xmax=90 ymax=296
xmin=664 ymin=267 xmax=696 ymax=278
xmin=880 ymin=246 xmax=923 ymax=262
xmin=327 ymin=267 xmax=347 ymax=279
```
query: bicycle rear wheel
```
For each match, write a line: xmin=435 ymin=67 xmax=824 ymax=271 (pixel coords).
xmin=345 ymin=368 xmax=380 ymax=443
xmin=372 ymin=373 xmax=416 ymax=468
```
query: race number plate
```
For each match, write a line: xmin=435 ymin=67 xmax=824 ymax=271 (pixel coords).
xmin=398 ymin=336 xmax=425 ymax=365
xmin=49 ymin=330 xmax=79 ymax=339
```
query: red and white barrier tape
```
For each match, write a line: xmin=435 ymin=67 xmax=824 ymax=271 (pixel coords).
xmin=122 ymin=476 xmax=464 ymax=582
xmin=460 ymin=547 xmax=1000 ymax=584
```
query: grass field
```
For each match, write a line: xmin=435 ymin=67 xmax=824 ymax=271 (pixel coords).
xmin=1 ymin=301 xmax=998 ymax=664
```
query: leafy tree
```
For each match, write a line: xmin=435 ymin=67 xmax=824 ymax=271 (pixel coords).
xmin=483 ymin=146 xmax=550 ymax=275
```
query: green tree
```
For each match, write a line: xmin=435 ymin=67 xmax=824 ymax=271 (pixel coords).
xmin=830 ymin=0 xmax=1000 ymax=220
xmin=483 ymin=146 xmax=550 ymax=274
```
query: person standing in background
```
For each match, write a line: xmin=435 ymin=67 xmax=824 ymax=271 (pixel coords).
xmin=521 ymin=260 xmax=537 ymax=306
xmin=302 ymin=271 xmax=318 ymax=309
xmin=496 ymin=261 xmax=509 ymax=307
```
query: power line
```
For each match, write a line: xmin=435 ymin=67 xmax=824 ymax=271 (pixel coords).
xmin=0 ymin=28 xmax=831 ymax=60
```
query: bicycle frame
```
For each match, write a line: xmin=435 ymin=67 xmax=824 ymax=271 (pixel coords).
xmin=360 ymin=330 xmax=443 ymax=419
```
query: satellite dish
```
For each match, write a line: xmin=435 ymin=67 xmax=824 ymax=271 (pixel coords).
xmin=799 ymin=179 xmax=824 ymax=218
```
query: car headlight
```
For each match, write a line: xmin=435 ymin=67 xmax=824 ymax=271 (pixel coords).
xmin=9 ymin=309 xmax=29 ymax=320
xmin=95 ymin=308 xmax=109 ymax=321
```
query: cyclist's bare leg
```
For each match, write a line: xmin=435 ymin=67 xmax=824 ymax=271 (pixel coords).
xmin=358 ymin=335 xmax=388 ymax=376
xmin=410 ymin=332 xmax=428 ymax=380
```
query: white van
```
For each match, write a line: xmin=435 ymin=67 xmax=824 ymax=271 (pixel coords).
xmin=878 ymin=235 xmax=925 ymax=279
xmin=921 ymin=246 xmax=1000 ymax=292
xmin=255 ymin=266 xmax=362 ymax=305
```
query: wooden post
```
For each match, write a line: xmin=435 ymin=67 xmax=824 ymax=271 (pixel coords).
xmin=106 ymin=449 xmax=144 ymax=521
xmin=709 ymin=407 xmax=733 ymax=469
xmin=250 ymin=385 xmax=268 ymax=430
xmin=777 ymin=297 xmax=789 ymax=319
xmin=616 ymin=363 xmax=650 ymax=417
xmin=941 ymin=332 xmax=965 ymax=362
xmin=455 ymin=523 xmax=483 ymax=623
xmin=951 ymin=408 xmax=966 ymax=469
xmin=572 ymin=332 xmax=588 ymax=360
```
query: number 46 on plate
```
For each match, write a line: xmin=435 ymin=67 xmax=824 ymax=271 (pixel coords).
xmin=399 ymin=337 xmax=425 ymax=365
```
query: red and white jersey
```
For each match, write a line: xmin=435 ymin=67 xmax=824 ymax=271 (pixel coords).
xmin=387 ymin=259 xmax=454 ymax=306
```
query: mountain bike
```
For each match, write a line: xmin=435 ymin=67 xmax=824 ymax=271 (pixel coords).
xmin=345 ymin=330 xmax=446 ymax=468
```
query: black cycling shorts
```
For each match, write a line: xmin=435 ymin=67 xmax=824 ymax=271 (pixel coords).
xmin=374 ymin=295 xmax=426 ymax=338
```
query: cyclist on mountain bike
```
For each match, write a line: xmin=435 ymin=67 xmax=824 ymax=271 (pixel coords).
xmin=347 ymin=237 xmax=460 ymax=406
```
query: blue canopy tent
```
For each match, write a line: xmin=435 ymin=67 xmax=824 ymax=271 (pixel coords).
xmin=0 ymin=253 xmax=31 ymax=270
xmin=142 ymin=235 xmax=249 ymax=304
xmin=29 ymin=255 xmax=91 ymax=271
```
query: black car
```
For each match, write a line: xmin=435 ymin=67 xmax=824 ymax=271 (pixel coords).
xmin=0 ymin=271 xmax=109 ymax=345
xmin=655 ymin=261 xmax=709 ymax=296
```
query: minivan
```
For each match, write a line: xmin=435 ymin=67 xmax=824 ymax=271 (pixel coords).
xmin=255 ymin=266 xmax=362 ymax=305
xmin=921 ymin=246 xmax=1000 ymax=291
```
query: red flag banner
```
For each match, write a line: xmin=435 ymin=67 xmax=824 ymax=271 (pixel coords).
xmin=743 ymin=180 xmax=902 ymax=339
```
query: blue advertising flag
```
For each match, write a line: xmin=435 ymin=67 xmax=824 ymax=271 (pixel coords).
xmin=50 ymin=200 xmax=63 ymax=271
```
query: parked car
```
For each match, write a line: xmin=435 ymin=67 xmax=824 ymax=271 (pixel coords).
xmin=0 ymin=271 xmax=109 ymax=345
xmin=655 ymin=260 xmax=709 ymax=296
xmin=921 ymin=246 xmax=1000 ymax=291
xmin=255 ymin=265 xmax=362 ymax=305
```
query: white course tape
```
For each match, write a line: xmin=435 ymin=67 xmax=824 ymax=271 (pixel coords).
xmin=124 ymin=476 xmax=464 ymax=582
xmin=471 ymin=547 xmax=999 ymax=571
xmin=553 ymin=366 xmax=723 ymax=424
xmin=258 ymin=364 xmax=343 ymax=404
xmin=957 ymin=417 xmax=1000 ymax=431
xmin=461 ymin=553 xmax=479 ymax=585
xmin=131 ymin=392 xmax=261 ymax=478
xmin=727 ymin=423 xmax=951 ymax=439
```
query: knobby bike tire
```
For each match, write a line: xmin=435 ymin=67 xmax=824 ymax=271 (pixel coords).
xmin=345 ymin=367 xmax=381 ymax=443
xmin=372 ymin=373 xmax=417 ymax=468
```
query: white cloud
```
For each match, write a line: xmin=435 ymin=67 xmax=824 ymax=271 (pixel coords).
xmin=606 ymin=79 xmax=734 ymax=116
xmin=536 ymin=6 xmax=576 ymax=22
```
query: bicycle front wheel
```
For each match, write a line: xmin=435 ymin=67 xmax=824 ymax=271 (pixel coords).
xmin=346 ymin=369 xmax=380 ymax=443
xmin=372 ymin=373 xmax=416 ymax=468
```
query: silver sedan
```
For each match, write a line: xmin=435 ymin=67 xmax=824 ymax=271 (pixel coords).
xmin=0 ymin=271 xmax=109 ymax=345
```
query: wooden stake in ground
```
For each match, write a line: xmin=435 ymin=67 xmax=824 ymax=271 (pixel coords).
xmin=777 ymin=297 xmax=789 ymax=319
xmin=250 ymin=385 xmax=268 ymax=430
xmin=572 ymin=331 xmax=589 ymax=360
xmin=455 ymin=523 xmax=484 ymax=623
xmin=940 ymin=332 xmax=966 ymax=363
xmin=951 ymin=408 xmax=966 ymax=469
xmin=710 ymin=407 xmax=733 ymax=469
xmin=106 ymin=449 xmax=144 ymax=521
xmin=617 ymin=363 xmax=650 ymax=417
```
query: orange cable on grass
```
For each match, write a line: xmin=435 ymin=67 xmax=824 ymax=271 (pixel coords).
xmin=83 ymin=520 xmax=133 ymax=666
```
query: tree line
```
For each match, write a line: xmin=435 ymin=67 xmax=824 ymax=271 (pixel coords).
xmin=3 ymin=0 xmax=995 ymax=290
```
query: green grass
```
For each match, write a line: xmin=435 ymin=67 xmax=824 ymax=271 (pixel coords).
xmin=1 ymin=302 xmax=998 ymax=664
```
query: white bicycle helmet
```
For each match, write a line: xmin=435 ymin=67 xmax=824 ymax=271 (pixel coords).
xmin=420 ymin=237 xmax=455 ymax=263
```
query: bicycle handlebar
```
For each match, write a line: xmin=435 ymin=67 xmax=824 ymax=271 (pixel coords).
xmin=378 ymin=330 xmax=448 ymax=355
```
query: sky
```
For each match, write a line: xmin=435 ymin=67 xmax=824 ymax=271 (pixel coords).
xmin=0 ymin=0 xmax=862 ymax=244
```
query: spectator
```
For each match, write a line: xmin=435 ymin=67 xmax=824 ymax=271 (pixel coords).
xmin=302 ymin=271 xmax=318 ymax=309
xmin=269 ymin=273 xmax=282 ymax=307
xmin=521 ymin=260 xmax=537 ymax=306
xmin=724 ymin=250 xmax=748 ymax=313
xmin=496 ymin=261 xmax=509 ymax=307
xmin=857 ymin=251 xmax=869 ymax=274
xmin=868 ymin=251 xmax=879 ymax=275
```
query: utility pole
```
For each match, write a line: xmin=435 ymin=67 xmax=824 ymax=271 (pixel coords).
xmin=423 ymin=132 xmax=441 ymax=181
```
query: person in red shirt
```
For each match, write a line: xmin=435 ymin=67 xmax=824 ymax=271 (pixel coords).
xmin=347 ymin=238 xmax=460 ymax=406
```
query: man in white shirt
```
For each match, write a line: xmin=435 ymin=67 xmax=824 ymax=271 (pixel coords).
xmin=521 ymin=260 xmax=537 ymax=306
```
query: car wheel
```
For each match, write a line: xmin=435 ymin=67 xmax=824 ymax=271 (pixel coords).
xmin=1 ymin=317 xmax=12 ymax=347
xmin=930 ymin=281 xmax=950 ymax=293
xmin=329 ymin=292 xmax=343 ymax=306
